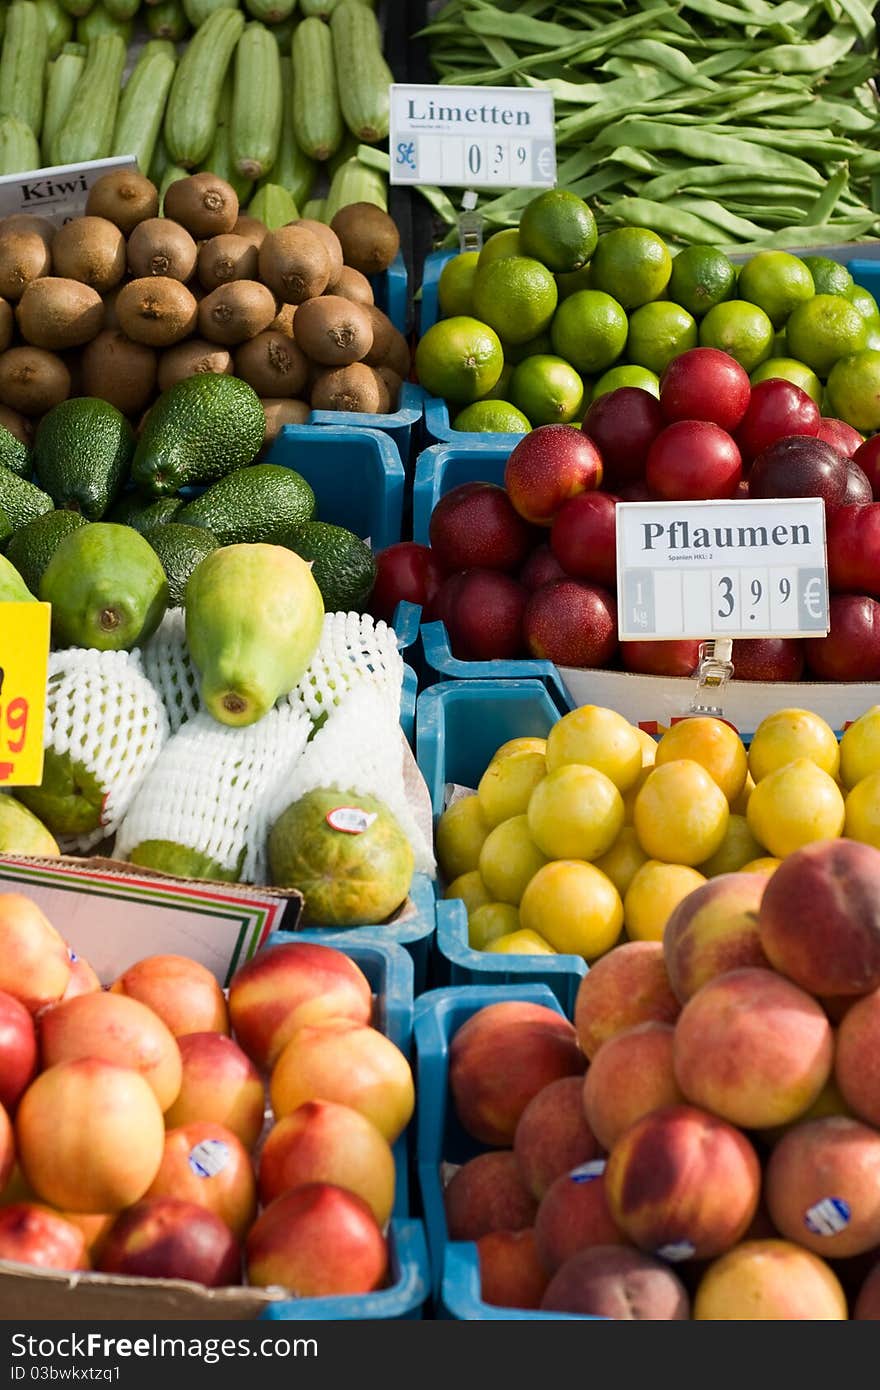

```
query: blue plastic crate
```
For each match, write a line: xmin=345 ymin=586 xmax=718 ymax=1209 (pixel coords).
xmin=435 ymin=897 xmax=586 ymax=1013
xmin=420 ymin=619 xmax=574 ymax=711
xmin=265 ymin=422 xmax=404 ymax=551
xmin=849 ymin=259 xmax=880 ymax=300
xmin=309 ymin=382 xmax=425 ymax=473
xmin=261 ymin=1219 xmax=430 ymax=1321
xmin=373 ymin=250 xmax=409 ymax=335
xmin=440 ymin=1241 xmax=599 ymax=1321
xmin=420 ymin=248 xmax=453 ymax=337
xmin=412 ymin=441 xmax=509 ymax=546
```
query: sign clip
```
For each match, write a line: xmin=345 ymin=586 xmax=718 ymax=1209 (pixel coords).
xmin=458 ymin=189 xmax=483 ymax=253
xmin=688 ymin=638 xmax=734 ymax=717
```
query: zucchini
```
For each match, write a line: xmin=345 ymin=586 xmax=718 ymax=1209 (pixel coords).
xmin=164 ymin=5 xmax=245 ymax=167
xmin=301 ymin=196 xmax=324 ymax=221
xmin=324 ymin=154 xmax=386 ymax=222
xmin=261 ymin=54 xmax=315 ymax=206
xmin=58 ymin=0 xmax=94 ymax=19
xmin=148 ymin=128 xmax=171 ymax=185
xmin=200 ymin=71 xmax=253 ymax=203
xmin=0 ymin=4 xmax=7 ymax=41
xmin=112 ymin=35 xmax=177 ymax=172
xmin=51 ymin=31 xmax=126 ymax=164
xmin=141 ymin=36 xmax=176 ymax=57
xmin=146 ymin=0 xmax=189 ymax=38
xmin=266 ymin=12 xmax=294 ymax=46
xmin=231 ymin=21 xmax=281 ymax=180
xmin=291 ymin=15 xmax=343 ymax=162
xmin=244 ymin=0 xmax=294 ymax=22
xmin=41 ymin=41 xmax=85 ymax=163
xmin=0 ymin=113 xmax=40 ymax=172
xmin=102 ymin=0 xmax=139 ymax=16
xmin=181 ymin=0 xmax=236 ymax=25
xmin=159 ymin=162 xmax=188 ymax=212
xmin=330 ymin=0 xmax=390 ymax=144
xmin=0 ymin=2 xmax=50 ymax=139
xmin=299 ymin=0 xmax=335 ymax=14
xmin=248 ymin=181 xmax=297 ymax=228
xmin=34 ymin=0 xmax=72 ymax=55
xmin=76 ymin=3 xmax=132 ymax=42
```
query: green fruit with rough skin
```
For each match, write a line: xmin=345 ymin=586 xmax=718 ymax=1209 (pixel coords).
xmin=126 ymin=839 xmax=244 ymax=882
xmin=131 ymin=375 xmax=266 ymax=496
xmin=106 ymin=495 xmax=183 ymax=533
xmin=284 ymin=520 xmax=376 ymax=613
xmin=0 ymin=507 xmax=10 ymax=548
xmin=0 ymin=795 xmax=60 ymax=856
xmin=185 ymin=542 xmax=324 ymax=727
xmin=40 ymin=523 xmax=169 ymax=650
xmin=5 ymin=510 xmax=89 ymax=595
xmin=0 ymin=552 xmax=35 ymax=602
xmin=17 ymin=748 xmax=105 ymax=837
xmin=34 ymin=398 xmax=134 ymax=519
xmin=176 ymin=464 xmax=316 ymax=546
xmin=0 ymin=467 xmax=53 ymax=531
xmin=144 ymin=523 xmax=219 ymax=608
xmin=0 ymin=424 xmax=32 ymax=480
xmin=268 ymin=788 xmax=414 ymax=925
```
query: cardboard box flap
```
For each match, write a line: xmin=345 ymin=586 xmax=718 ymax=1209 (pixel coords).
xmin=0 ymin=1263 xmax=283 ymax=1322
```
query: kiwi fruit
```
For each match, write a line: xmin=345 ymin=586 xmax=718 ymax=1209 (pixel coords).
xmin=0 ymin=347 xmax=71 ymax=415
xmin=198 ymin=280 xmax=276 ymax=346
xmin=0 ymin=230 xmax=52 ymax=302
xmin=297 ymin=218 xmax=344 ymax=288
xmin=310 ymin=362 xmax=382 ymax=414
xmin=272 ymin=303 xmax=296 ymax=338
xmin=115 ymin=277 xmax=198 ymax=347
xmin=17 ymin=278 xmax=104 ymax=351
xmin=384 ymin=325 xmax=411 ymax=380
xmin=330 ymin=203 xmax=400 ymax=276
xmin=50 ymin=216 xmax=127 ymax=294
xmin=375 ymin=366 xmax=402 ymax=411
xmin=0 ymin=215 xmax=54 ymax=248
xmin=198 ymin=235 xmax=259 ymax=291
xmin=164 ymin=173 xmax=239 ymax=238
xmin=0 ymin=298 xmax=12 ymax=353
xmin=233 ymin=215 xmax=268 ymax=249
xmin=81 ymin=329 xmax=158 ymax=417
xmin=261 ymin=397 xmax=310 ymax=446
xmin=127 ymin=218 xmax=198 ymax=282
xmin=362 ymin=305 xmax=397 ymax=368
xmin=86 ymin=170 xmax=160 ymax=235
xmin=370 ymin=367 xmax=392 ymax=415
xmin=157 ymin=339 xmax=233 ymax=393
xmin=234 ymin=330 xmax=309 ymax=398
xmin=293 ymin=295 xmax=373 ymax=367
xmin=257 ymin=225 xmax=330 ymax=304
xmin=0 ymin=404 xmax=33 ymax=445
xmin=331 ymin=265 xmax=374 ymax=309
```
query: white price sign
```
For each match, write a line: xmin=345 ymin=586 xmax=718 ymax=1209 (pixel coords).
xmin=0 ymin=155 xmax=136 ymax=226
xmin=389 ymin=83 xmax=555 ymax=188
xmin=615 ymin=498 xmax=829 ymax=641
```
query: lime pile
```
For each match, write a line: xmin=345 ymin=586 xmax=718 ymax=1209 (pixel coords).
xmin=416 ymin=191 xmax=880 ymax=435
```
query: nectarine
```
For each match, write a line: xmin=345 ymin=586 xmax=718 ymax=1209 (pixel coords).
xmin=0 ymin=1203 xmax=86 ymax=1271
xmin=246 ymin=1184 xmax=388 ymax=1296
xmin=259 ymin=1101 xmax=395 ymax=1226
xmin=98 ymin=1197 xmax=241 ymax=1287
xmin=164 ymin=1033 xmax=265 ymax=1151
xmin=693 ymin=1239 xmax=847 ymax=1320
xmin=146 ymin=1122 xmax=256 ymax=1241
xmin=0 ymin=990 xmax=37 ymax=1114
xmin=662 ymin=872 xmax=769 ymax=1003
xmin=574 ymin=942 xmax=679 ymax=1061
xmin=40 ymin=991 xmax=182 ymax=1113
xmin=834 ymin=987 xmax=880 ymax=1126
xmin=534 ymin=1163 xmax=624 ymax=1272
xmin=513 ymin=1076 xmax=601 ymax=1200
xmin=0 ymin=894 xmax=69 ymax=1014
xmin=111 ymin=955 xmax=229 ymax=1037
xmin=583 ymin=1022 xmax=683 ymax=1150
xmin=477 ymin=1229 xmax=550 ymax=1310
xmin=444 ymin=1151 xmax=537 ymax=1241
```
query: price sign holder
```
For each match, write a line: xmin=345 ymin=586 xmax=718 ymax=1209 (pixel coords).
xmin=0 ymin=602 xmax=50 ymax=786
xmin=0 ymin=155 xmax=136 ymax=226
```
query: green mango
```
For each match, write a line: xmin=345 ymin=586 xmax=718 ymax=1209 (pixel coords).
xmin=185 ymin=543 xmax=324 ymax=727
xmin=0 ymin=552 xmax=36 ymax=602
xmin=40 ymin=523 xmax=168 ymax=650
xmin=0 ymin=794 xmax=60 ymax=856
xmin=17 ymin=748 xmax=105 ymax=837
xmin=127 ymin=839 xmax=244 ymax=882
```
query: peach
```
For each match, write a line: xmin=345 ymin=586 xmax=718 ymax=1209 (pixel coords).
xmin=449 ymin=1001 xmax=584 ymax=1147
xmin=574 ymin=941 xmax=679 ymax=1060
xmin=164 ymin=1033 xmax=265 ymax=1151
xmin=98 ymin=1197 xmax=241 ymax=1287
xmin=270 ymin=1020 xmax=414 ymax=1144
xmin=759 ymin=839 xmax=880 ymax=996
xmin=477 ymin=1229 xmax=550 ymax=1310
xmin=228 ymin=941 xmax=372 ymax=1070
xmin=0 ymin=1203 xmax=86 ymax=1271
xmin=61 ymin=948 xmax=101 ymax=1001
xmin=445 ymin=1151 xmax=537 ymax=1240
xmin=259 ymin=1101 xmax=395 ymax=1226
xmin=246 ymin=1183 xmax=388 ymax=1296
xmin=62 ymin=1212 xmax=114 ymax=1265
xmin=855 ymin=1261 xmax=880 ymax=1319
xmin=0 ymin=1105 xmax=14 ymax=1193
xmin=111 ymin=955 xmax=229 ymax=1037
xmin=693 ymin=1239 xmax=848 ymax=1320
xmin=662 ymin=872 xmax=770 ymax=1003
xmin=541 ymin=1245 xmax=690 ymax=1319
xmin=835 ymin=987 xmax=880 ymax=1126
xmin=673 ymin=968 xmax=834 ymax=1129
xmin=583 ymin=1023 xmax=684 ymax=1151
xmin=16 ymin=1058 xmax=165 ymax=1212
xmin=605 ymin=1104 xmax=760 ymax=1261
xmin=0 ymin=987 xmax=34 ymax=1111
xmin=146 ymin=1121 xmax=256 ymax=1241
xmin=40 ymin=991 xmax=182 ymax=1113
xmin=765 ymin=1116 xmax=880 ymax=1257
xmin=513 ymin=1076 xmax=601 ymax=1200
xmin=0 ymin=893 xmax=70 ymax=1014
xmin=535 ymin=1162 xmax=625 ymax=1272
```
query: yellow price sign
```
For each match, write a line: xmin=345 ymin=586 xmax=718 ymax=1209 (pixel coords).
xmin=0 ymin=602 xmax=49 ymax=787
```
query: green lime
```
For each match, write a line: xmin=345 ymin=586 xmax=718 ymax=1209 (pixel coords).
xmin=519 ymin=189 xmax=597 ymax=274
xmin=826 ymin=350 xmax=880 ymax=433
xmin=786 ymin=294 xmax=869 ymax=378
xmin=865 ymin=316 xmax=880 ymax=351
xmin=556 ymin=264 xmax=593 ymax=299
xmin=737 ymin=251 xmax=815 ymax=329
xmin=802 ymin=256 xmax=853 ymax=297
xmin=749 ymin=357 xmax=823 ymax=405
xmin=415 ymin=316 xmax=504 ymax=404
xmin=452 ymin=400 xmax=531 ymax=434
xmin=626 ymin=301 xmax=698 ymax=375
xmin=699 ymin=299 xmax=775 ymax=373
xmin=503 ymin=330 xmax=553 ymax=366
xmin=477 ymin=228 xmax=521 ymax=268
xmin=772 ymin=329 xmax=788 ymax=356
xmin=550 ymin=290 xmax=628 ymax=375
xmin=668 ymin=246 xmax=736 ymax=318
xmin=845 ymin=282 xmax=880 ymax=322
xmin=438 ymin=251 xmax=480 ymax=318
xmin=590 ymin=227 xmax=672 ymax=309
xmin=478 ymin=362 xmax=514 ymax=402
xmin=472 ymin=256 xmax=559 ymax=346
xmin=509 ymin=355 xmax=585 ymax=425
xmin=592 ymin=364 xmax=660 ymax=400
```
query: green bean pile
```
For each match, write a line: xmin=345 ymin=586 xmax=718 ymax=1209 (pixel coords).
xmin=417 ymin=0 xmax=880 ymax=250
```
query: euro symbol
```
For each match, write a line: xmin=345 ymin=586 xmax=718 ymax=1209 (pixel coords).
xmin=536 ymin=147 xmax=554 ymax=179
xmin=804 ymin=576 xmax=824 ymax=620
xmin=396 ymin=141 xmax=416 ymax=171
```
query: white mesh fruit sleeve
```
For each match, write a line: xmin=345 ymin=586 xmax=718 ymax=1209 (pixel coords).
xmin=141 ymin=607 xmax=201 ymax=734
xmin=290 ymin=611 xmax=404 ymax=726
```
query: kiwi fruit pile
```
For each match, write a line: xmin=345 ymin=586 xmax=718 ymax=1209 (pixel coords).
xmin=0 ymin=168 xmax=408 ymax=447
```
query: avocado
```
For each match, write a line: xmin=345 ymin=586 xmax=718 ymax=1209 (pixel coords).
xmin=107 ymin=494 xmax=183 ymax=533
xmin=0 ymin=466 xmax=53 ymax=531
xmin=0 ymin=424 xmax=32 ymax=480
xmin=34 ymin=398 xmax=134 ymax=520
xmin=286 ymin=521 xmax=377 ymax=612
xmin=176 ymin=464 xmax=316 ymax=546
xmin=0 ymin=507 xmax=10 ymax=549
xmin=0 ymin=552 xmax=35 ymax=602
xmin=144 ymin=523 xmax=219 ymax=608
xmin=40 ymin=523 xmax=169 ymax=651
xmin=6 ymin=510 xmax=89 ymax=595
xmin=130 ymin=375 xmax=265 ymax=496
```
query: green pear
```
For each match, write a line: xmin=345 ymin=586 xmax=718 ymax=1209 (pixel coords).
xmin=0 ymin=795 xmax=60 ymax=856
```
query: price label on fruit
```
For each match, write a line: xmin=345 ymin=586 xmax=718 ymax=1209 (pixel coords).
xmin=389 ymin=84 xmax=556 ymax=188
xmin=616 ymin=499 xmax=830 ymax=642
xmin=0 ymin=155 xmax=136 ymax=227
xmin=0 ymin=603 xmax=49 ymax=786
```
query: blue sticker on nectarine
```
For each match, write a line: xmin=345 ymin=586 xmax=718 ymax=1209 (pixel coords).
xmin=656 ymin=1241 xmax=696 ymax=1263
xmin=188 ymin=1138 xmax=230 ymax=1179
xmin=570 ymin=1160 xmax=605 ymax=1184
xmin=804 ymin=1197 xmax=850 ymax=1236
